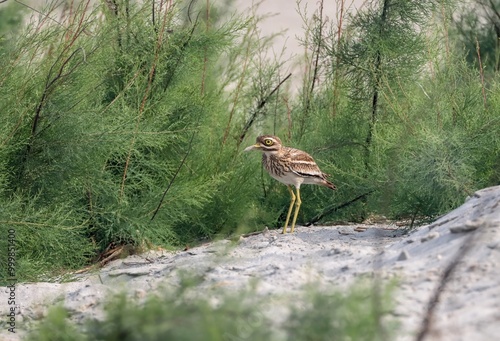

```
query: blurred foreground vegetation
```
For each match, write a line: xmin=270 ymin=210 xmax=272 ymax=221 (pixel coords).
xmin=26 ymin=280 xmax=395 ymax=341
xmin=0 ymin=0 xmax=499 ymax=281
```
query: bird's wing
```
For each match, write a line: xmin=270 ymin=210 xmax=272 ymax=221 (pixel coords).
xmin=286 ymin=148 xmax=326 ymax=179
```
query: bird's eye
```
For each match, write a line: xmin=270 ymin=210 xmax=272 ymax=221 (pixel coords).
xmin=264 ymin=139 xmax=273 ymax=146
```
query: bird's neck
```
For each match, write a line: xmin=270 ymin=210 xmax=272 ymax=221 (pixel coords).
xmin=262 ymin=149 xmax=281 ymax=157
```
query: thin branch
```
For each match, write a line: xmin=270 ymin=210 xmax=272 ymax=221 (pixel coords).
xmin=475 ymin=37 xmax=487 ymax=109
xmin=187 ymin=0 xmax=197 ymax=25
xmin=14 ymin=0 xmax=88 ymax=34
xmin=152 ymin=0 xmax=155 ymax=31
xmin=272 ymin=74 xmax=282 ymax=135
xmin=0 ymin=220 xmax=87 ymax=230
xmin=332 ymin=0 xmax=345 ymax=117
xmin=151 ymin=131 xmax=197 ymax=221
xmin=31 ymin=47 xmax=86 ymax=138
xmin=364 ymin=0 xmax=390 ymax=176
xmin=282 ymin=95 xmax=292 ymax=141
xmin=200 ymin=0 xmax=210 ymax=95
xmin=222 ymin=35 xmax=253 ymax=145
xmin=238 ymin=73 xmax=292 ymax=145
xmin=308 ymin=0 xmax=324 ymax=101
xmin=440 ymin=2 xmax=450 ymax=60
xmin=163 ymin=12 xmax=200 ymax=89
xmin=120 ymin=0 xmax=173 ymax=199
xmin=304 ymin=190 xmax=374 ymax=226
xmin=299 ymin=0 xmax=324 ymax=139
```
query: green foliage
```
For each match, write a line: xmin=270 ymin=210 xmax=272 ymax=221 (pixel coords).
xmin=374 ymin=55 xmax=500 ymax=218
xmin=0 ymin=1 xmax=25 ymax=51
xmin=89 ymin=292 xmax=272 ymax=341
xmin=26 ymin=281 xmax=396 ymax=341
xmin=28 ymin=289 xmax=273 ymax=341
xmin=26 ymin=306 xmax=85 ymax=341
xmin=271 ymin=0 xmax=500 ymax=224
xmin=286 ymin=282 xmax=396 ymax=341
xmin=0 ymin=199 xmax=95 ymax=283
xmin=0 ymin=0 xmax=265 ymax=280
xmin=452 ymin=0 xmax=500 ymax=75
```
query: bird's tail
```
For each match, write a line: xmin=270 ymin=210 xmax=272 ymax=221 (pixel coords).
xmin=321 ymin=173 xmax=336 ymax=190
xmin=324 ymin=180 xmax=337 ymax=190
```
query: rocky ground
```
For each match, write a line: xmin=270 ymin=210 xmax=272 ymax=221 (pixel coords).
xmin=1 ymin=186 xmax=500 ymax=341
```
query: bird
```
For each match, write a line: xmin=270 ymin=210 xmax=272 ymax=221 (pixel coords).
xmin=244 ymin=135 xmax=336 ymax=234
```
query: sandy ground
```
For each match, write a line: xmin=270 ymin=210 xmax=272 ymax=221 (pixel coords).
xmin=1 ymin=186 xmax=499 ymax=341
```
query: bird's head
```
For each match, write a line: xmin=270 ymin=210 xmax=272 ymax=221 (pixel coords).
xmin=244 ymin=135 xmax=283 ymax=153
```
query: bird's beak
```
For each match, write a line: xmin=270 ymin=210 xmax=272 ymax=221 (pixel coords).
xmin=244 ymin=144 xmax=260 ymax=152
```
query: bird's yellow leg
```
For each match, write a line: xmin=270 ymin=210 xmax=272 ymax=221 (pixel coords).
xmin=283 ymin=186 xmax=296 ymax=234
xmin=290 ymin=188 xmax=302 ymax=233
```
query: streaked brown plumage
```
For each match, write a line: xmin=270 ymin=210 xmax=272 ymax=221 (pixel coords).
xmin=244 ymin=135 xmax=336 ymax=233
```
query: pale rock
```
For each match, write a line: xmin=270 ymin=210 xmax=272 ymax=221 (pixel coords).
xmin=421 ymin=231 xmax=440 ymax=242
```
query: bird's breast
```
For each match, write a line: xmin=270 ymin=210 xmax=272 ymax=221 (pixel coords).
xmin=262 ymin=154 xmax=289 ymax=178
